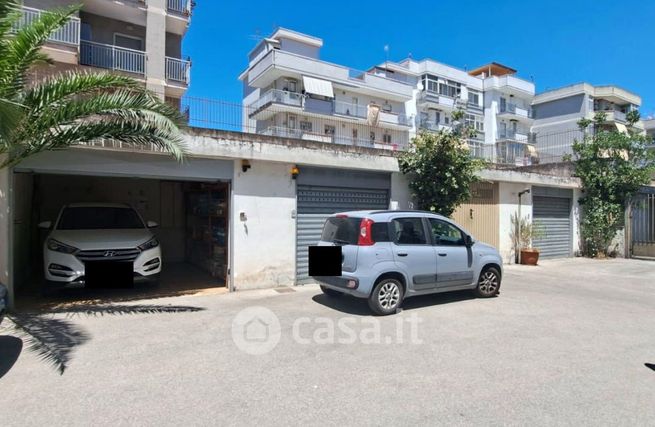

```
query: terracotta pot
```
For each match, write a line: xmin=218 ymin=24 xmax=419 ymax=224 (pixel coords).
xmin=520 ymin=249 xmax=540 ymax=265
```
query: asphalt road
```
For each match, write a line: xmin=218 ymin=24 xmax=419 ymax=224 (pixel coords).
xmin=1 ymin=258 xmax=655 ymax=426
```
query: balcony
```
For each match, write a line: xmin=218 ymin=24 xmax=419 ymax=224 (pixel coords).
xmin=417 ymin=120 xmax=451 ymax=132
xmin=80 ymin=40 xmax=145 ymax=76
xmin=167 ymin=0 xmax=192 ymax=15
xmin=498 ymin=103 xmax=533 ymax=122
xmin=418 ymin=91 xmax=458 ymax=110
xmin=483 ymin=75 xmax=535 ymax=95
xmin=166 ymin=57 xmax=191 ymax=85
xmin=498 ymin=128 xmax=533 ymax=143
xmin=495 ymin=140 xmax=538 ymax=166
xmin=248 ymin=89 xmax=413 ymax=129
xmin=258 ymin=126 xmax=406 ymax=151
xmin=246 ymin=50 xmax=414 ymax=101
xmin=17 ymin=6 xmax=80 ymax=46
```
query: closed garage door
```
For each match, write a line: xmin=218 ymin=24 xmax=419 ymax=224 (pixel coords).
xmin=532 ymin=187 xmax=573 ymax=259
xmin=295 ymin=168 xmax=391 ymax=284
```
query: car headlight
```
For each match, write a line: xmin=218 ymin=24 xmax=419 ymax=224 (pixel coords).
xmin=138 ymin=237 xmax=159 ymax=251
xmin=47 ymin=239 xmax=78 ymax=254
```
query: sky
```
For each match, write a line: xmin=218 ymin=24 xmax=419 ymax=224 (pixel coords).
xmin=184 ymin=0 xmax=655 ymax=115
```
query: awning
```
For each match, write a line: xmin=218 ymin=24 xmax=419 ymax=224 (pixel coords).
xmin=615 ymin=122 xmax=629 ymax=135
xmin=302 ymin=76 xmax=334 ymax=98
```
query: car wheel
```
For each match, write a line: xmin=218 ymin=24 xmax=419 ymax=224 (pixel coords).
xmin=368 ymin=278 xmax=403 ymax=315
xmin=320 ymin=285 xmax=343 ymax=298
xmin=474 ymin=267 xmax=501 ymax=298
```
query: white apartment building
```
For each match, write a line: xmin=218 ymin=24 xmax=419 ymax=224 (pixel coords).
xmin=645 ymin=118 xmax=655 ymax=142
xmin=532 ymin=83 xmax=643 ymax=161
xmin=239 ymin=28 xmax=415 ymax=150
xmin=21 ymin=0 xmax=192 ymax=101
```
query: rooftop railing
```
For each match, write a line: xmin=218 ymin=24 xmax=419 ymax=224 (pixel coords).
xmin=16 ymin=6 xmax=80 ymax=46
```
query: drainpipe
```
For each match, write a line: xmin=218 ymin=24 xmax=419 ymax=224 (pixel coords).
xmin=517 ymin=188 xmax=531 ymax=264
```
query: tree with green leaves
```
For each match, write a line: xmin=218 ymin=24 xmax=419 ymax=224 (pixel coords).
xmin=399 ymin=109 xmax=486 ymax=217
xmin=573 ymin=111 xmax=655 ymax=257
xmin=0 ymin=0 xmax=185 ymax=168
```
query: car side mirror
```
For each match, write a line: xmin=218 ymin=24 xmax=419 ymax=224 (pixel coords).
xmin=147 ymin=221 xmax=159 ymax=228
xmin=464 ymin=235 xmax=474 ymax=247
xmin=38 ymin=221 xmax=52 ymax=229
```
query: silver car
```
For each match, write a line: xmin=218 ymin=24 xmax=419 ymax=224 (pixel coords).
xmin=314 ymin=210 xmax=503 ymax=315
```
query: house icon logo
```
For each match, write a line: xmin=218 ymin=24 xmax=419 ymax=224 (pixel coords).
xmin=232 ymin=306 xmax=281 ymax=355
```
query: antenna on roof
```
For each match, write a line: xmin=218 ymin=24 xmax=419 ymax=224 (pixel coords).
xmin=384 ymin=44 xmax=389 ymax=63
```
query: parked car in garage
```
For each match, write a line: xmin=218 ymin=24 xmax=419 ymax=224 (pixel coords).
xmin=39 ymin=203 xmax=162 ymax=290
xmin=313 ymin=210 xmax=503 ymax=315
xmin=0 ymin=283 xmax=7 ymax=325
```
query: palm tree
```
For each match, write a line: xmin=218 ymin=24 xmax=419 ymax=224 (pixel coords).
xmin=0 ymin=0 xmax=186 ymax=168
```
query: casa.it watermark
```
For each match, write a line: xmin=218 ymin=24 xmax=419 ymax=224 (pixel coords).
xmin=231 ymin=306 xmax=423 ymax=355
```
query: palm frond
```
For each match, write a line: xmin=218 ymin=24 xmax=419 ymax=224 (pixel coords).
xmin=22 ymin=71 xmax=144 ymax=112
xmin=0 ymin=96 xmax=23 ymax=142
xmin=0 ymin=4 xmax=80 ymax=99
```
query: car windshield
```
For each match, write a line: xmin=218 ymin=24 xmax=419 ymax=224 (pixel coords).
xmin=321 ymin=217 xmax=362 ymax=245
xmin=57 ymin=207 xmax=145 ymax=230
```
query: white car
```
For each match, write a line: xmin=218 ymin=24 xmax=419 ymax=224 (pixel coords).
xmin=40 ymin=203 xmax=162 ymax=290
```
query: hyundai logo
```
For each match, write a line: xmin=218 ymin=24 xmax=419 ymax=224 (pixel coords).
xmin=104 ymin=251 xmax=116 ymax=257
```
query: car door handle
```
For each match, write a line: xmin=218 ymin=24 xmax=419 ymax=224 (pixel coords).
xmin=397 ymin=253 xmax=408 ymax=257
xmin=438 ymin=253 xmax=447 ymax=257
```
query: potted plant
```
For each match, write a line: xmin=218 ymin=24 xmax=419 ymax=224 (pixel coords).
xmin=510 ymin=213 xmax=545 ymax=265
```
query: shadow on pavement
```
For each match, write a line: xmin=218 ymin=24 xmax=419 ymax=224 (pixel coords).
xmin=312 ymin=289 xmax=480 ymax=315
xmin=7 ymin=304 xmax=206 ymax=375
xmin=0 ymin=336 xmax=23 ymax=379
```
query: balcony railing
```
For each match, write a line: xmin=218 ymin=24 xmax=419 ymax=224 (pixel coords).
xmin=16 ymin=6 xmax=80 ymax=46
xmin=258 ymin=126 xmax=405 ymax=151
xmin=166 ymin=57 xmax=191 ymax=84
xmin=248 ymin=89 xmax=412 ymax=127
xmin=499 ymin=103 xmax=533 ymax=118
xmin=595 ymin=109 xmax=627 ymax=122
xmin=167 ymin=0 xmax=192 ymax=15
xmin=417 ymin=120 xmax=451 ymax=132
xmin=80 ymin=40 xmax=146 ymax=75
xmin=498 ymin=129 xmax=533 ymax=142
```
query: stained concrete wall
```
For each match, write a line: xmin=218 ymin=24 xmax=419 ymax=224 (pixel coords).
xmin=230 ymin=160 xmax=296 ymax=290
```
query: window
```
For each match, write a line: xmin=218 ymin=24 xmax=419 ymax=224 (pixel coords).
xmin=382 ymin=103 xmax=392 ymax=112
xmin=80 ymin=23 xmax=92 ymax=41
xmin=321 ymin=217 xmax=361 ymax=245
xmin=439 ymin=80 xmax=461 ymax=98
xmin=352 ymin=128 xmax=358 ymax=140
xmin=58 ymin=207 xmax=144 ymax=230
xmin=299 ymin=120 xmax=312 ymax=132
xmin=391 ymin=218 xmax=428 ymax=245
xmin=468 ymin=90 xmax=480 ymax=105
xmin=423 ymin=74 xmax=440 ymax=93
xmin=444 ymin=116 xmax=450 ymax=125
xmin=284 ymin=79 xmax=298 ymax=92
xmin=324 ymin=125 xmax=335 ymax=135
xmin=428 ymin=218 xmax=465 ymax=246
xmin=465 ymin=114 xmax=484 ymax=132
xmin=114 ymin=34 xmax=143 ymax=51
xmin=383 ymin=133 xmax=392 ymax=144
xmin=370 ymin=131 xmax=376 ymax=142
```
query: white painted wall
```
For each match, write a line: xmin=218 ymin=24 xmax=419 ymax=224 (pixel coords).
xmin=230 ymin=160 xmax=296 ymax=290
xmin=390 ymin=172 xmax=414 ymax=210
xmin=498 ymin=182 xmax=533 ymax=263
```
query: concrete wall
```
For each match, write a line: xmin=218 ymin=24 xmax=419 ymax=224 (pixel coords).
xmin=390 ymin=172 xmax=414 ymax=210
xmin=498 ymin=182 xmax=533 ymax=263
xmin=80 ymin=12 xmax=146 ymax=45
xmin=230 ymin=160 xmax=296 ymax=290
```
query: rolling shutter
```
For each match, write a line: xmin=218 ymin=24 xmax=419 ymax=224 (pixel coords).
xmin=296 ymin=185 xmax=388 ymax=283
xmin=533 ymin=194 xmax=572 ymax=258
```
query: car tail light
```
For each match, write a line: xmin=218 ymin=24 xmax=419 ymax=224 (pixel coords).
xmin=358 ymin=218 xmax=375 ymax=246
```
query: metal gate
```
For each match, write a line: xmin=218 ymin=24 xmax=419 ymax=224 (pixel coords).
xmin=532 ymin=187 xmax=573 ymax=259
xmin=631 ymin=188 xmax=655 ymax=257
xmin=296 ymin=185 xmax=389 ymax=283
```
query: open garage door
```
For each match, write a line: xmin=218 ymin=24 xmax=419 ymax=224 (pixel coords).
xmin=12 ymin=149 xmax=233 ymax=306
xmin=532 ymin=187 xmax=573 ymax=259
xmin=295 ymin=168 xmax=390 ymax=284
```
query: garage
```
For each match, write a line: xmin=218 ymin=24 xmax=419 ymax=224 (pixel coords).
xmin=532 ymin=186 xmax=573 ymax=259
xmin=11 ymin=148 xmax=233 ymax=304
xmin=295 ymin=167 xmax=390 ymax=284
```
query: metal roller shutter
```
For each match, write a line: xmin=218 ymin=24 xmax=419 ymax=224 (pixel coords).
xmin=533 ymin=195 xmax=572 ymax=258
xmin=296 ymin=185 xmax=389 ymax=283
